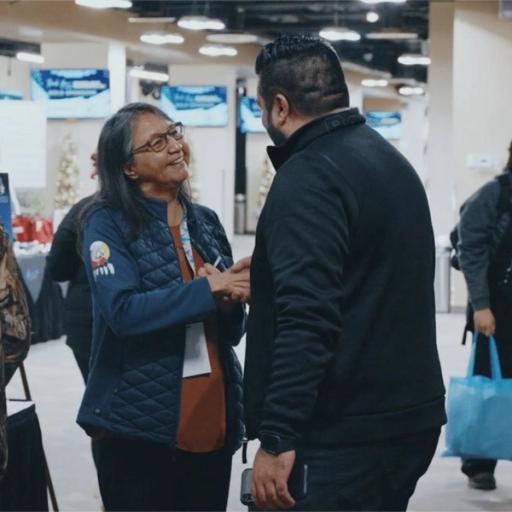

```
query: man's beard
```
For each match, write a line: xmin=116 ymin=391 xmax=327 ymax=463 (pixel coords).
xmin=266 ymin=119 xmax=287 ymax=146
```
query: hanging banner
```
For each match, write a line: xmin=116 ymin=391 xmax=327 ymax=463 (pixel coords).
xmin=0 ymin=173 xmax=13 ymax=240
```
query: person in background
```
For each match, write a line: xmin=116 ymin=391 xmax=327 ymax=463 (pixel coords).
xmin=0 ymin=224 xmax=31 ymax=478
xmin=47 ymin=190 xmax=95 ymax=383
xmin=77 ymin=102 xmax=250 ymax=511
xmin=457 ymin=139 xmax=512 ymax=490
xmin=244 ymin=34 xmax=446 ymax=511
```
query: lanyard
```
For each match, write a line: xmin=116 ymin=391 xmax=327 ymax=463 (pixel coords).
xmin=179 ymin=206 xmax=196 ymax=275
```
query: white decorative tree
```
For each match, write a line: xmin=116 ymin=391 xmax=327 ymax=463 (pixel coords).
xmin=257 ymin=156 xmax=275 ymax=212
xmin=54 ymin=133 xmax=80 ymax=210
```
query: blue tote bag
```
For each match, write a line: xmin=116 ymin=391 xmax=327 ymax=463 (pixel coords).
xmin=444 ymin=334 xmax=512 ymax=460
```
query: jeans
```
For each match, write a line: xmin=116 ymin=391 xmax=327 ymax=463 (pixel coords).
xmin=95 ymin=437 xmax=232 ymax=511
xmin=287 ymin=428 xmax=440 ymax=511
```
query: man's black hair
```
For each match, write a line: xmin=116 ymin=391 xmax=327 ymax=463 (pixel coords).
xmin=507 ymin=139 xmax=512 ymax=170
xmin=255 ymin=34 xmax=350 ymax=117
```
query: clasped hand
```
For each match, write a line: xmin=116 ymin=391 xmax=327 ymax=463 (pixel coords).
xmin=199 ymin=256 xmax=251 ymax=308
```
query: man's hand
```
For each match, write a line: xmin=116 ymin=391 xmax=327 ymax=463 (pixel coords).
xmin=251 ymin=447 xmax=295 ymax=510
xmin=201 ymin=265 xmax=250 ymax=305
xmin=474 ymin=308 xmax=496 ymax=337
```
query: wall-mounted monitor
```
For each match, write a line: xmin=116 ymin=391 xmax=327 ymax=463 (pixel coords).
xmin=366 ymin=112 xmax=402 ymax=140
xmin=31 ymin=69 xmax=111 ymax=119
xmin=161 ymin=86 xmax=228 ymax=127
xmin=0 ymin=91 xmax=22 ymax=100
xmin=240 ymin=97 xmax=265 ymax=134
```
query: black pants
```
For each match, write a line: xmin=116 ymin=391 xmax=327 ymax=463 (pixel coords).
xmin=95 ymin=437 xmax=232 ymax=511
xmin=283 ymin=428 xmax=439 ymax=512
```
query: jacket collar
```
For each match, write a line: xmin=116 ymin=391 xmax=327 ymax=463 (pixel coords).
xmin=267 ymin=108 xmax=366 ymax=170
xmin=139 ymin=191 xmax=194 ymax=222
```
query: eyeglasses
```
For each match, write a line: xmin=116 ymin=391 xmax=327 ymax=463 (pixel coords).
xmin=132 ymin=122 xmax=184 ymax=155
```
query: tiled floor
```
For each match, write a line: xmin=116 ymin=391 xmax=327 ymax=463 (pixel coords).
xmin=6 ymin=235 xmax=512 ymax=511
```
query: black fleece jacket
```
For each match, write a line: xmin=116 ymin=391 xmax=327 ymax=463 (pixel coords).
xmin=244 ymin=109 xmax=446 ymax=448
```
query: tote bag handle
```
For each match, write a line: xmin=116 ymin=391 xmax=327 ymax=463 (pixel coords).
xmin=467 ymin=333 xmax=502 ymax=380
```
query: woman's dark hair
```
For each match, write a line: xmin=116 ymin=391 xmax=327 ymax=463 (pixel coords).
xmin=507 ymin=139 xmax=512 ymax=170
xmin=83 ymin=102 xmax=189 ymax=237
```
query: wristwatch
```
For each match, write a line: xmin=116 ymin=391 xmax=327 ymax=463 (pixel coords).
xmin=259 ymin=432 xmax=295 ymax=455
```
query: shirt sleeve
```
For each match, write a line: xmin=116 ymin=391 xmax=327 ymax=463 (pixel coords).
xmin=83 ymin=209 xmax=217 ymax=338
xmin=458 ymin=181 xmax=500 ymax=310
xmin=259 ymin=153 xmax=358 ymax=443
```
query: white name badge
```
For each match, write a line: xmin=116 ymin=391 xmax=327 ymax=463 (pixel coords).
xmin=182 ymin=323 xmax=211 ymax=378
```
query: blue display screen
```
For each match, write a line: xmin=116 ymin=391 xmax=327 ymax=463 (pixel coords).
xmin=31 ymin=69 xmax=111 ymax=119
xmin=240 ymin=97 xmax=265 ymax=134
xmin=366 ymin=112 xmax=402 ymax=140
xmin=161 ymin=86 xmax=228 ymax=127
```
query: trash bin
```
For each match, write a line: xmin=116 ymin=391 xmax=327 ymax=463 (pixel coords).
xmin=234 ymin=194 xmax=246 ymax=234
xmin=434 ymin=246 xmax=451 ymax=313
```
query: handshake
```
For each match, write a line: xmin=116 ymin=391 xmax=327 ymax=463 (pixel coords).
xmin=198 ymin=256 xmax=251 ymax=308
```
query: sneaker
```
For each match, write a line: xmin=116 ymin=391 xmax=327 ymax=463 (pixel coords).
xmin=468 ymin=473 xmax=497 ymax=490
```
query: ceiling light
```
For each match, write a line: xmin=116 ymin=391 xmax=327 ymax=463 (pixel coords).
xmin=140 ymin=32 xmax=185 ymax=45
xmin=399 ymin=86 xmax=425 ymax=96
xmin=75 ymin=0 xmax=132 ymax=9
xmin=319 ymin=27 xmax=361 ymax=42
xmin=206 ymin=33 xmax=259 ymax=44
xmin=16 ymin=51 xmax=45 ymax=64
xmin=366 ymin=31 xmax=418 ymax=40
xmin=398 ymin=53 xmax=431 ymax=66
xmin=361 ymin=0 xmax=406 ymax=4
xmin=129 ymin=68 xmax=169 ymax=82
xmin=128 ymin=17 xmax=177 ymax=23
xmin=178 ymin=15 xmax=225 ymax=31
xmin=366 ymin=11 xmax=380 ymax=23
xmin=361 ymin=79 xmax=388 ymax=87
xmin=199 ymin=45 xmax=238 ymax=57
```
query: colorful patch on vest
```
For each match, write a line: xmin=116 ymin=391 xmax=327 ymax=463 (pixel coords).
xmin=90 ymin=241 xmax=115 ymax=277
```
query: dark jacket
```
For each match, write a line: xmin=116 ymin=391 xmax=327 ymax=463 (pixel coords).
xmin=0 ymin=226 xmax=31 ymax=478
xmin=457 ymin=171 xmax=512 ymax=311
xmin=46 ymin=195 xmax=94 ymax=355
xmin=77 ymin=196 xmax=245 ymax=452
xmin=244 ymin=109 xmax=446 ymax=448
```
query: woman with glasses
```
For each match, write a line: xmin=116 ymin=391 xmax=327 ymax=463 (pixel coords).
xmin=77 ymin=103 xmax=250 ymax=511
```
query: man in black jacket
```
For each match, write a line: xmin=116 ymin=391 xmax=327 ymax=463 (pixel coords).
xmin=244 ymin=35 xmax=446 ymax=511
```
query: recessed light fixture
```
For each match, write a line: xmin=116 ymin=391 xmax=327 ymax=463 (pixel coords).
xmin=398 ymin=53 xmax=431 ymax=66
xmin=399 ymin=85 xmax=425 ymax=96
xmin=361 ymin=0 xmax=406 ymax=4
xmin=206 ymin=33 xmax=259 ymax=44
xmin=366 ymin=31 xmax=418 ymax=40
xmin=366 ymin=11 xmax=380 ymax=23
xmin=319 ymin=27 xmax=361 ymax=42
xmin=129 ymin=67 xmax=169 ymax=82
xmin=75 ymin=0 xmax=132 ymax=9
xmin=16 ymin=51 xmax=45 ymax=64
xmin=128 ymin=17 xmax=177 ymax=23
xmin=199 ymin=44 xmax=238 ymax=57
xmin=140 ymin=32 xmax=185 ymax=45
xmin=178 ymin=15 xmax=225 ymax=31
xmin=361 ymin=78 xmax=389 ymax=87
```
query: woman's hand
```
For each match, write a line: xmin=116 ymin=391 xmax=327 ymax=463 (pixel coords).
xmin=199 ymin=262 xmax=251 ymax=308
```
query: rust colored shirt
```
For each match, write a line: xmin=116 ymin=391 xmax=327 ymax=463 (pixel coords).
xmin=170 ymin=225 xmax=226 ymax=452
